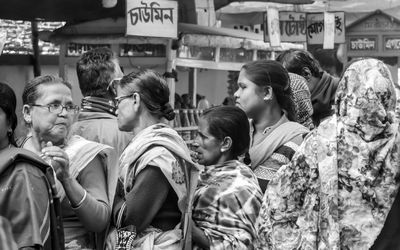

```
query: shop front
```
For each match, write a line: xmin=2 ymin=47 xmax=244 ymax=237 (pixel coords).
xmin=346 ymin=9 xmax=400 ymax=83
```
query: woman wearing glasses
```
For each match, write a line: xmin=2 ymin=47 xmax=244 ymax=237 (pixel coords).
xmin=110 ymin=70 xmax=199 ymax=249
xmin=20 ymin=75 xmax=118 ymax=250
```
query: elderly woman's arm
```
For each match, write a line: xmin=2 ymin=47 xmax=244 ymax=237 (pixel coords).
xmin=61 ymin=155 xmax=110 ymax=232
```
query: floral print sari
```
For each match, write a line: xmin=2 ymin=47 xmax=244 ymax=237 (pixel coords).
xmin=256 ymin=58 xmax=400 ymax=250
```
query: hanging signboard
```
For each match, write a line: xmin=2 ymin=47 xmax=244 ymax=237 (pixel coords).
xmin=264 ymin=11 xmax=306 ymax=43
xmin=349 ymin=37 xmax=377 ymax=51
xmin=384 ymin=36 xmax=400 ymax=50
xmin=125 ymin=0 xmax=178 ymax=38
xmin=266 ymin=7 xmax=281 ymax=47
xmin=323 ymin=12 xmax=335 ymax=49
xmin=306 ymin=12 xmax=345 ymax=44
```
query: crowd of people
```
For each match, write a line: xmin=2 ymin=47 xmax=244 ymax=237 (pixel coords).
xmin=0 ymin=46 xmax=399 ymax=250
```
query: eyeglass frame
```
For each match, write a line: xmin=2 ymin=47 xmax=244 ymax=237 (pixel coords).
xmin=30 ymin=103 xmax=80 ymax=114
xmin=114 ymin=92 xmax=139 ymax=107
xmin=107 ymin=77 xmax=122 ymax=96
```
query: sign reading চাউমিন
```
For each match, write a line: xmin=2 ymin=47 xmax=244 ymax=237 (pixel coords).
xmin=349 ymin=37 xmax=376 ymax=51
xmin=125 ymin=0 xmax=178 ymax=39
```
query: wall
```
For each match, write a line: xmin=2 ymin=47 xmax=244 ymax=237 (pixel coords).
xmin=0 ymin=63 xmax=230 ymax=139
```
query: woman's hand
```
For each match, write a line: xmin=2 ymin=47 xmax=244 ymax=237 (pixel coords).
xmin=41 ymin=141 xmax=70 ymax=181
xmin=191 ymin=218 xmax=210 ymax=249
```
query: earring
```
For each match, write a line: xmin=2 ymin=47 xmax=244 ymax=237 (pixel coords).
xmin=7 ymin=130 xmax=12 ymax=137
xmin=220 ymin=148 xmax=226 ymax=153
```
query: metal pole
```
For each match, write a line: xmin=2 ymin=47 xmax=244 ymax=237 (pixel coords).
xmin=31 ymin=20 xmax=41 ymax=77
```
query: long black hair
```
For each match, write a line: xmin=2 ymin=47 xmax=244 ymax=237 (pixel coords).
xmin=241 ymin=60 xmax=297 ymax=121
xmin=0 ymin=82 xmax=18 ymax=146
xmin=202 ymin=106 xmax=250 ymax=158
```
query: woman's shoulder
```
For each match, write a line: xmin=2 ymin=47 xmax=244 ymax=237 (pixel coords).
xmin=225 ymin=161 xmax=262 ymax=195
xmin=137 ymin=146 xmax=179 ymax=171
xmin=145 ymin=146 xmax=176 ymax=160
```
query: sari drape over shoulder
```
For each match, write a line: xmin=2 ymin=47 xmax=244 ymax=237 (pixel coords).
xmin=193 ymin=160 xmax=262 ymax=250
xmin=256 ymin=58 xmax=400 ymax=250
xmin=249 ymin=116 xmax=309 ymax=183
xmin=62 ymin=135 xmax=117 ymax=250
xmin=119 ymin=123 xmax=200 ymax=249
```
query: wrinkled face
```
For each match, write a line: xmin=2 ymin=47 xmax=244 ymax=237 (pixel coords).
xmin=194 ymin=118 xmax=223 ymax=166
xmin=115 ymin=85 xmax=137 ymax=132
xmin=27 ymin=83 xmax=75 ymax=146
xmin=0 ymin=108 xmax=10 ymax=146
xmin=234 ymin=69 xmax=266 ymax=119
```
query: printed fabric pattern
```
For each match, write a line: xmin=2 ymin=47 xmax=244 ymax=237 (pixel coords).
xmin=288 ymin=73 xmax=314 ymax=130
xmin=193 ymin=160 xmax=262 ymax=250
xmin=256 ymin=58 xmax=400 ymax=250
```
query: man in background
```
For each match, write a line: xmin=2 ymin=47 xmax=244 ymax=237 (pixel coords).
xmin=277 ymin=49 xmax=339 ymax=125
xmin=70 ymin=47 xmax=133 ymax=161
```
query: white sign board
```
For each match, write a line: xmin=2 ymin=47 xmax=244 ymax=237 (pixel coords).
xmin=306 ymin=12 xmax=345 ymax=45
xmin=267 ymin=7 xmax=281 ymax=47
xmin=126 ymin=0 xmax=178 ymax=38
xmin=323 ymin=12 xmax=335 ymax=49
xmin=264 ymin=11 xmax=306 ymax=43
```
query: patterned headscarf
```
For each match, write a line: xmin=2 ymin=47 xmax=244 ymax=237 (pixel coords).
xmin=288 ymin=73 xmax=314 ymax=129
xmin=256 ymin=58 xmax=400 ymax=249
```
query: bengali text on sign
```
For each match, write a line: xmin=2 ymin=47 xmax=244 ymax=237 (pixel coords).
xmin=126 ymin=0 xmax=178 ymax=38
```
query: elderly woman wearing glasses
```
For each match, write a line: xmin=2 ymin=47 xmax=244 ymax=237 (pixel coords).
xmin=20 ymin=75 xmax=118 ymax=250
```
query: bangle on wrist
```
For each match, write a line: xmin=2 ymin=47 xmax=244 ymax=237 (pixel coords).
xmin=72 ymin=190 xmax=87 ymax=208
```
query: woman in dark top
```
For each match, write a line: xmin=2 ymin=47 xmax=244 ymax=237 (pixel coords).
xmin=112 ymin=70 xmax=199 ymax=249
xmin=0 ymin=81 xmax=63 ymax=250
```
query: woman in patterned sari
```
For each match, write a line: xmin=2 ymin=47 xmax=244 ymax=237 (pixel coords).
xmin=192 ymin=106 xmax=262 ymax=249
xmin=256 ymin=58 xmax=400 ymax=249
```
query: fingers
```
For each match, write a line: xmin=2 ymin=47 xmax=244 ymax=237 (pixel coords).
xmin=41 ymin=144 xmax=68 ymax=160
xmin=190 ymin=150 xmax=199 ymax=162
xmin=40 ymin=142 xmax=69 ymax=171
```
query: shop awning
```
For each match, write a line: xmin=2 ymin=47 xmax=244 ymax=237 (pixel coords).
xmin=0 ymin=0 xmax=314 ymax=22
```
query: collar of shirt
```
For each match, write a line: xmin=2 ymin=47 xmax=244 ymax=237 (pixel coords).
xmin=250 ymin=113 xmax=289 ymax=138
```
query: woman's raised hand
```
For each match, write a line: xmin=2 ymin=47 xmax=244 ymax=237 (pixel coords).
xmin=41 ymin=141 xmax=70 ymax=181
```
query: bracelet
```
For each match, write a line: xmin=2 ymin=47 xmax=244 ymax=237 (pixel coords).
xmin=72 ymin=190 xmax=87 ymax=208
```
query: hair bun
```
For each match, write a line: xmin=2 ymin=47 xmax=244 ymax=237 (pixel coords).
xmin=161 ymin=103 xmax=175 ymax=121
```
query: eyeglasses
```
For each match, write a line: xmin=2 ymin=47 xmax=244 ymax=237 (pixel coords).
xmin=114 ymin=93 xmax=137 ymax=107
xmin=107 ymin=78 xmax=122 ymax=96
xmin=31 ymin=103 xmax=79 ymax=114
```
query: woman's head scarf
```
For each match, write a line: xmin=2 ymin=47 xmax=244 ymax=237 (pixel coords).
xmin=288 ymin=73 xmax=314 ymax=129
xmin=256 ymin=58 xmax=400 ymax=249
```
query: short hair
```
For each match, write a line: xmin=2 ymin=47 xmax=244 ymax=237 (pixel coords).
xmin=0 ymin=82 xmax=17 ymax=146
xmin=202 ymin=106 xmax=250 ymax=158
xmin=241 ymin=60 xmax=296 ymax=121
xmin=22 ymin=75 xmax=72 ymax=105
xmin=118 ymin=70 xmax=175 ymax=121
xmin=276 ymin=49 xmax=323 ymax=78
xmin=76 ymin=47 xmax=118 ymax=98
